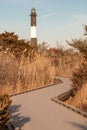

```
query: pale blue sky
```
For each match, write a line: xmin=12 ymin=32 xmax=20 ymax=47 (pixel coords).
xmin=0 ymin=0 xmax=87 ymax=46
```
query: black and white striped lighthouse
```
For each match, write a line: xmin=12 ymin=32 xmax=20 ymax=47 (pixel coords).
xmin=30 ymin=8 xmax=37 ymax=48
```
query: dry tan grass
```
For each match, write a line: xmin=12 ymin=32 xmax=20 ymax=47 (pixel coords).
xmin=0 ymin=48 xmax=82 ymax=95
xmin=0 ymin=52 xmax=56 ymax=95
xmin=54 ymin=53 xmax=83 ymax=77
xmin=66 ymin=84 xmax=87 ymax=112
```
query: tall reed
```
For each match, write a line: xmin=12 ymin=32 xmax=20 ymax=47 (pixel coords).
xmin=0 ymin=52 xmax=55 ymax=94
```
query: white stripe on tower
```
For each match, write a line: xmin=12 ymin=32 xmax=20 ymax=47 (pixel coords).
xmin=31 ymin=26 xmax=36 ymax=38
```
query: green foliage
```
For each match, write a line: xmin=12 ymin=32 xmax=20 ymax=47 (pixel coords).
xmin=0 ymin=94 xmax=12 ymax=128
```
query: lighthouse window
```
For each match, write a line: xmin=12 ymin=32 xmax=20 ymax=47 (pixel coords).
xmin=32 ymin=9 xmax=35 ymax=13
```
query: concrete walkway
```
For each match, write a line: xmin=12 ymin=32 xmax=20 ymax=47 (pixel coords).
xmin=11 ymin=77 xmax=87 ymax=130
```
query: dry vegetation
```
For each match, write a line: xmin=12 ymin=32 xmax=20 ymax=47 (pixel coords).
xmin=0 ymin=31 xmax=87 ymax=112
xmin=0 ymin=52 xmax=56 ymax=95
xmin=0 ymin=94 xmax=12 ymax=129
xmin=1 ymin=48 xmax=81 ymax=95
xmin=66 ymin=39 xmax=87 ymax=112
xmin=66 ymin=84 xmax=87 ymax=112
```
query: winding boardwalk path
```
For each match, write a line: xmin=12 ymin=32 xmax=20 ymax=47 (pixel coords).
xmin=11 ymin=77 xmax=87 ymax=130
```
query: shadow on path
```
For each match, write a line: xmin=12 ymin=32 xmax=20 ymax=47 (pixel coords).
xmin=66 ymin=121 xmax=87 ymax=130
xmin=10 ymin=105 xmax=31 ymax=130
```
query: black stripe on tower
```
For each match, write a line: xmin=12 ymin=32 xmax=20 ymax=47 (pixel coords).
xmin=31 ymin=38 xmax=37 ymax=48
xmin=30 ymin=8 xmax=37 ymax=26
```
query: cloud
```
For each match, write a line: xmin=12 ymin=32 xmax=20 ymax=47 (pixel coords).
xmin=39 ymin=13 xmax=56 ymax=20
xmin=56 ymin=14 xmax=87 ymax=31
xmin=72 ymin=14 xmax=87 ymax=24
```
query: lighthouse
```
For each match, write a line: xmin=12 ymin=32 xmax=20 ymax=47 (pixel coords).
xmin=30 ymin=8 xmax=37 ymax=48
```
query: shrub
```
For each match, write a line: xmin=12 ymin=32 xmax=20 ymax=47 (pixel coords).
xmin=71 ymin=62 xmax=87 ymax=90
xmin=0 ymin=94 xmax=12 ymax=129
xmin=68 ymin=39 xmax=87 ymax=90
